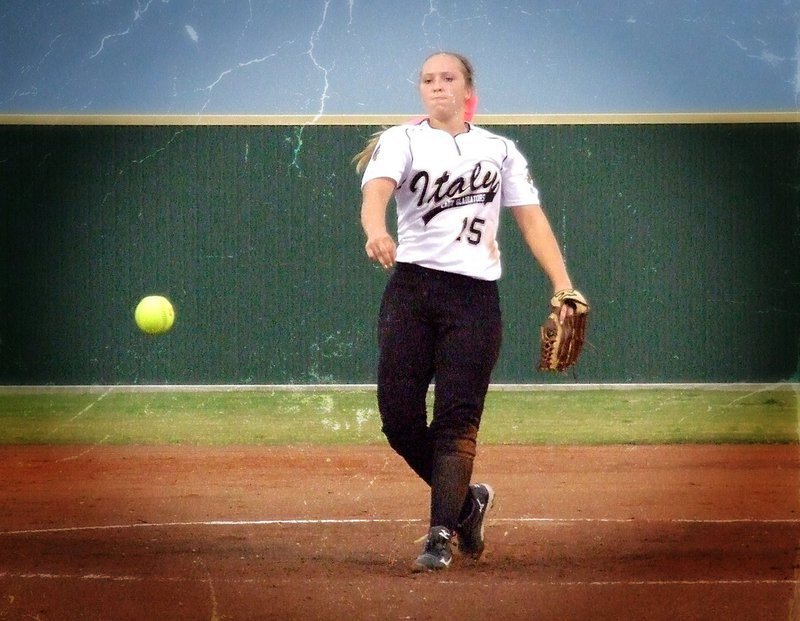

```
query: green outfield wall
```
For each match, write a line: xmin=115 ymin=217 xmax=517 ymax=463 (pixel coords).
xmin=1 ymin=118 xmax=798 ymax=384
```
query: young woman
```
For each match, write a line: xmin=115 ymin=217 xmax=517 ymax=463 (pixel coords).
xmin=355 ymin=51 xmax=578 ymax=571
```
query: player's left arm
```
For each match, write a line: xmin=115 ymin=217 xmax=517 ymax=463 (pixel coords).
xmin=511 ymin=204 xmax=574 ymax=320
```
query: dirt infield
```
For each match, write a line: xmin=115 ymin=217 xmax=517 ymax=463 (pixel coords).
xmin=0 ymin=444 xmax=799 ymax=620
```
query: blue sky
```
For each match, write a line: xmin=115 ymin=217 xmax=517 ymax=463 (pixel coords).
xmin=1 ymin=0 xmax=798 ymax=114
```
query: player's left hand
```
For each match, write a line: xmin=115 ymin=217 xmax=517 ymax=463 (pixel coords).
xmin=558 ymin=300 xmax=575 ymax=324
xmin=538 ymin=288 xmax=590 ymax=372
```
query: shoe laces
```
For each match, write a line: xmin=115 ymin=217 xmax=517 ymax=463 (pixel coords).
xmin=426 ymin=527 xmax=451 ymax=551
xmin=415 ymin=525 xmax=452 ymax=545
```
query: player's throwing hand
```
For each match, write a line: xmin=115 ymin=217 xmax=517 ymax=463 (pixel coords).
xmin=364 ymin=231 xmax=397 ymax=269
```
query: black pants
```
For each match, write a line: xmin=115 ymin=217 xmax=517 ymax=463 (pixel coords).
xmin=377 ymin=262 xmax=502 ymax=529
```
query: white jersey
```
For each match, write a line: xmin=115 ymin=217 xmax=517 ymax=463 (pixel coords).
xmin=361 ymin=120 xmax=540 ymax=281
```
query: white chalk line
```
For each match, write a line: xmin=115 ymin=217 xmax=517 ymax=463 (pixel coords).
xmin=46 ymin=386 xmax=114 ymax=437
xmin=0 ymin=571 xmax=795 ymax=588
xmin=67 ymin=387 xmax=113 ymax=423
xmin=55 ymin=434 xmax=111 ymax=463
xmin=2 ymin=518 xmax=798 ymax=590
xmin=0 ymin=518 xmax=421 ymax=536
xmin=3 ymin=516 xmax=800 ymax=536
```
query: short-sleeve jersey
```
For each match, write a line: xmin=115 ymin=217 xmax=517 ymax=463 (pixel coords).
xmin=361 ymin=120 xmax=539 ymax=281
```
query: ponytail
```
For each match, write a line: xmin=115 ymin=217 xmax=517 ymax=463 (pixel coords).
xmin=352 ymin=130 xmax=384 ymax=174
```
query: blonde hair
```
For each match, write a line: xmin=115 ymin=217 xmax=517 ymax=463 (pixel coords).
xmin=352 ymin=129 xmax=385 ymax=174
xmin=352 ymin=51 xmax=475 ymax=174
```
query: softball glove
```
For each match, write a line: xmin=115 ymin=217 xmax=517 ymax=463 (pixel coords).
xmin=538 ymin=288 xmax=589 ymax=372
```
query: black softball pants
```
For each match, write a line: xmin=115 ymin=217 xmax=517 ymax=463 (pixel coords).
xmin=377 ymin=262 xmax=502 ymax=530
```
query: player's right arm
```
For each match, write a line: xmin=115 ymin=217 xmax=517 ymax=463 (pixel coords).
xmin=361 ymin=177 xmax=398 ymax=269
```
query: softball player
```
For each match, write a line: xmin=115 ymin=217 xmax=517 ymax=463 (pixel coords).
xmin=356 ymin=52 xmax=577 ymax=571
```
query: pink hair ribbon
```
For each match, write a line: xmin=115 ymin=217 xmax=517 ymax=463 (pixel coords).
xmin=464 ymin=94 xmax=478 ymax=121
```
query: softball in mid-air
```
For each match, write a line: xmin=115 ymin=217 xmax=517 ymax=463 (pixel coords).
xmin=134 ymin=295 xmax=175 ymax=335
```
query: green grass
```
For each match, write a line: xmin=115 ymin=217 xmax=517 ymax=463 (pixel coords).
xmin=0 ymin=386 xmax=797 ymax=446
xmin=479 ymin=389 xmax=799 ymax=444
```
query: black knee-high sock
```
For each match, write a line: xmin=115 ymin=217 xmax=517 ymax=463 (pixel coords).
xmin=430 ymin=452 xmax=473 ymax=530
xmin=384 ymin=424 xmax=433 ymax=485
xmin=457 ymin=487 xmax=474 ymax=524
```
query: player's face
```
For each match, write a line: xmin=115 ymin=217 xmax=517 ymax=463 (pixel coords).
xmin=418 ymin=54 xmax=472 ymax=121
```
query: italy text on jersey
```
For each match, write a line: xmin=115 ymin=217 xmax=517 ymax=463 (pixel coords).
xmin=412 ymin=162 xmax=500 ymax=225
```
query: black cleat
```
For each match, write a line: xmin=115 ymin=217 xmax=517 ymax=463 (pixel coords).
xmin=456 ymin=483 xmax=495 ymax=560
xmin=413 ymin=526 xmax=453 ymax=571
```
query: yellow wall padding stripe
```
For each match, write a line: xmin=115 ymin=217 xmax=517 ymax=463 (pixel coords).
xmin=0 ymin=112 xmax=798 ymax=126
